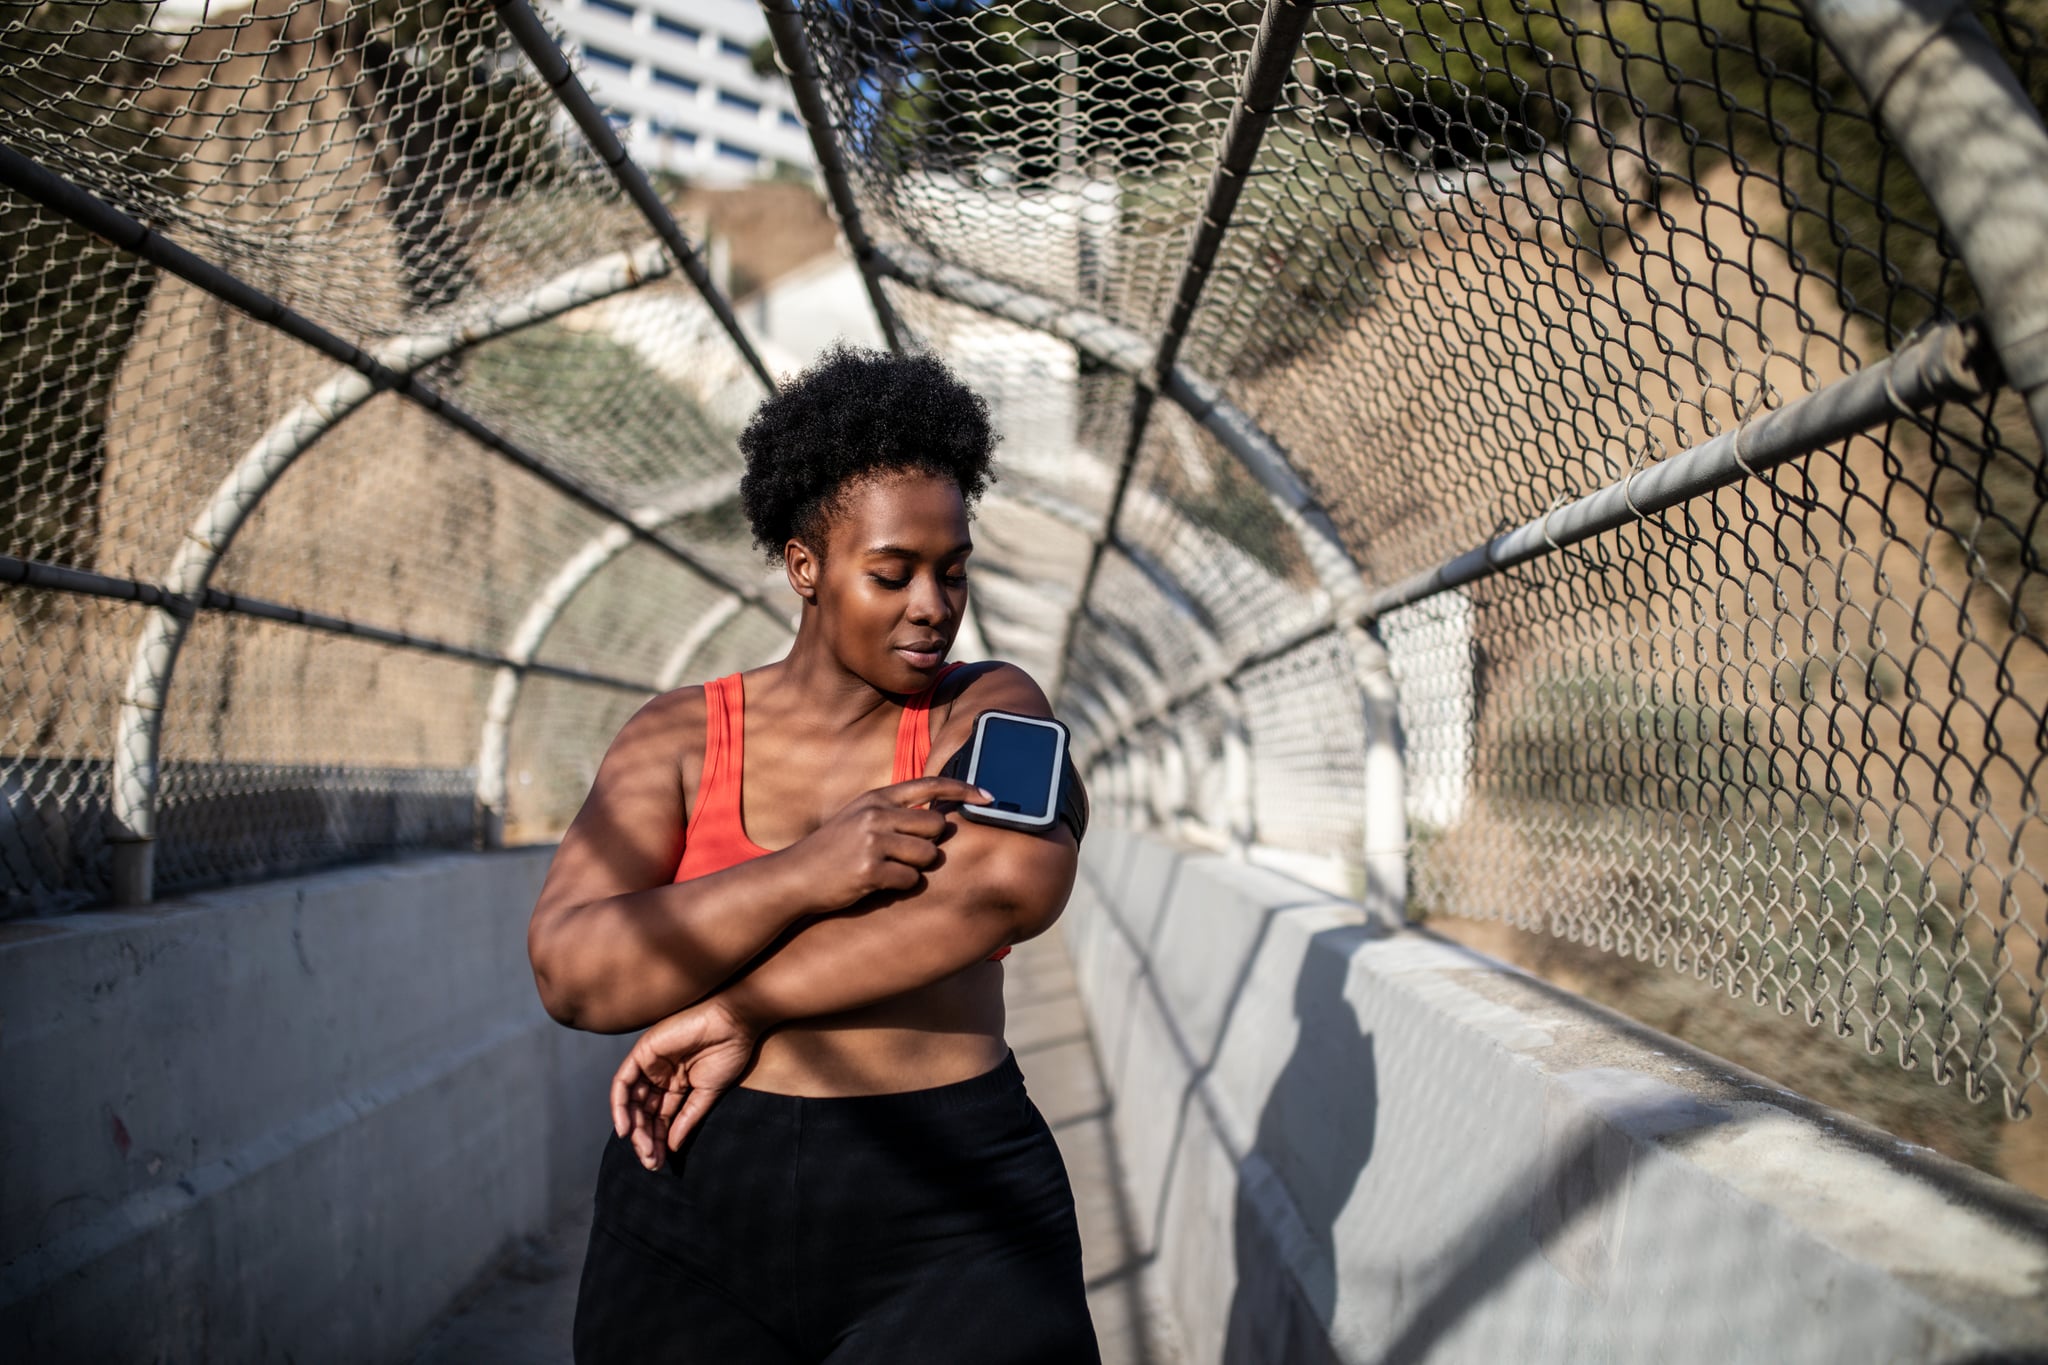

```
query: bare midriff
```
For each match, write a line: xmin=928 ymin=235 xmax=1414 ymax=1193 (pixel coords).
xmin=740 ymin=966 xmax=1009 ymax=1096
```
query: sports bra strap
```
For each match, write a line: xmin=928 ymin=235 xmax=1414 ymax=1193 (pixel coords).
xmin=686 ymin=674 xmax=742 ymax=844
xmin=893 ymin=662 xmax=968 ymax=782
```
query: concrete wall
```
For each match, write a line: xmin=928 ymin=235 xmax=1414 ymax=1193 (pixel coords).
xmin=0 ymin=849 xmax=623 ymax=1364
xmin=1067 ymin=826 xmax=2048 ymax=1364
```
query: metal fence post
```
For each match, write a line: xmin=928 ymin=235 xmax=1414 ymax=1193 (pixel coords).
xmin=1342 ymin=622 xmax=1408 ymax=922
xmin=1218 ymin=678 xmax=1256 ymax=856
xmin=1049 ymin=0 xmax=1318 ymax=697
xmin=756 ymin=0 xmax=908 ymax=352
xmin=1801 ymin=0 xmax=2048 ymax=451
xmin=493 ymin=0 xmax=778 ymax=391
xmin=99 ymin=242 xmax=676 ymax=903
xmin=475 ymin=477 xmax=737 ymax=848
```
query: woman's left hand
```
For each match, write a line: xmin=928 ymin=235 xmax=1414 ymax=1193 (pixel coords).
xmin=610 ymin=998 xmax=760 ymax=1171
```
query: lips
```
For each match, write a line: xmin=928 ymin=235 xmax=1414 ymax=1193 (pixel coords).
xmin=894 ymin=642 xmax=946 ymax=669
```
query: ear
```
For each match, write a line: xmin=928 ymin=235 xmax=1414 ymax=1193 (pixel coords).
xmin=784 ymin=538 xmax=821 ymax=603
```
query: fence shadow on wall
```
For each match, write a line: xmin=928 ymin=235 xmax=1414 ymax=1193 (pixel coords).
xmin=1223 ymin=936 xmax=1377 ymax=1365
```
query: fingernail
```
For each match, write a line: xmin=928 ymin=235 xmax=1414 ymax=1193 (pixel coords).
xmin=975 ymin=788 xmax=992 ymax=801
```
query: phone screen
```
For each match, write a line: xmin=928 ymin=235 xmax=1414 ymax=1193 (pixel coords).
xmin=973 ymin=716 xmax=1062 ymax=818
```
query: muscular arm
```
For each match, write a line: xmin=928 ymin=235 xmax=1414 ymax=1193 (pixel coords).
xmin=528 ymin=689 xmax=984 ymax=1034
xmin=724 ymin=813 xmax=1075 ymax=1033
xmin=526 ymin=692 xmax=836 ymax=1034
xmin=715 ymin=663 xmax=1079 ymax=1034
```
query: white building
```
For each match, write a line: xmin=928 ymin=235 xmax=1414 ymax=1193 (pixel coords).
xmin=543 ymin=0 xmax=814 ymax=182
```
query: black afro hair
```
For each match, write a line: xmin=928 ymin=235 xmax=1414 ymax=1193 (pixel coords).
xmin=738 ymin=343 xmax=998 ymax=559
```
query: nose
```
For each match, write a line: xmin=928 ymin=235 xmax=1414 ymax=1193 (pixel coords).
xmin=906 ymin=571 xmax=951 ymax=626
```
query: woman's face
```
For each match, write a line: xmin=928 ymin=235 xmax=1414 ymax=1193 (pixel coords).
xmin=794 ymin=470 xmax=972 ymax=695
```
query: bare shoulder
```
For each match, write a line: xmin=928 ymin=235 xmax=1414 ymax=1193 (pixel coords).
xmin=591 ymin=683 xmax=705 ymax=786
xmin=932 ymin=661 xmax=1054 ymax=753
xmin=941 ymin=659 xmax=1050 ymax=711
xmin=619 ymin=682 xmax=706 ymax=744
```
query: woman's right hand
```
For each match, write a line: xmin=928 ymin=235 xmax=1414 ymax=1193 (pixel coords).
xmin=611 ymin=996 xmax=761 ymax=1170
xmin=787 ymin=776 xmax=990 ymax=908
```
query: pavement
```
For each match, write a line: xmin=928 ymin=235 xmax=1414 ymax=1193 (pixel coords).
xmin=407 ymin=922 xmax=1185 ymax=1364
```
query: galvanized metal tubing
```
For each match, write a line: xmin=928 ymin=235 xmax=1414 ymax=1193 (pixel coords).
xmin=2 ymin=554 xmax=656 ymax=695
xmin=475 ymin=476 xmax=737 ymax=846
xmin=1056 ymin=0 xmax=1321 ymax=690
xmin=1 ymin=555 xmax=188 ymax=609
xmin=492 ymin=0 xmax=778 ymax=391
xmin=756 ymin=0 xmax=908 ymax=352
xmin=1800 ymin=0 xmax=2048 ymax=452
xmin=1354 ymin=319 xmax=1996 ymax=621
xmin=0 ymin=145 xmax=779 ymax=620
xmin=1085 ymin=316 xmax=1997 ymax=744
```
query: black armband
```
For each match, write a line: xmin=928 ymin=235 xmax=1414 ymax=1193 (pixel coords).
xmin=937 ymin=740 xmax=1090 ymax=845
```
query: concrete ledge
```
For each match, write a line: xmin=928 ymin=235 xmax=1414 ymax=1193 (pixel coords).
xmin=0 ymin=849 xmax=623 ymax=1364
xmin=1066 ymin=826 xmax=2048 ymax=1364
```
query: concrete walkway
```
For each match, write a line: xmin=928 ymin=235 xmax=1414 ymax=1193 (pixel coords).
xmin=407 ymin=923 xmax=1184 ymax=1364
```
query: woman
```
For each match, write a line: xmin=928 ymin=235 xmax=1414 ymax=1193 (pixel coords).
xmin=527 ymin=344 xmax=1100 ymax=1364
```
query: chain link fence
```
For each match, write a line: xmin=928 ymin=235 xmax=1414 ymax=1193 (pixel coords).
xmin=4 ymin=0 xmax=2046 ymax=1155
xmin=781 ymin=0 xmax=2048 ymax=1133
xmin=2 ymin=0 xmax=790 ymax=910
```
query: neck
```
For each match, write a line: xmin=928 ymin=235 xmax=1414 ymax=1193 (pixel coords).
xmin=757 ymin=608 xmax=898 ymax=732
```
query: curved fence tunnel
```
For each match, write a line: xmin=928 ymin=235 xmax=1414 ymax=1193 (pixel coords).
xmin=5 ymin=0 xmax=2048 ymax=1357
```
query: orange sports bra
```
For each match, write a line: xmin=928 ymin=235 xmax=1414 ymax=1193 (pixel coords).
xmin=673 ymin=663 xmax=1010 ymax=962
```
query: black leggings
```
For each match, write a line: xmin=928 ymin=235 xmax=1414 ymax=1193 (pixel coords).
xmin=574 ymin=1050 xmax=1101 ymax=1364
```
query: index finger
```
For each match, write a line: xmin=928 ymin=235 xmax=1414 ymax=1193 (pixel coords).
xmin=610 ymin=1050 xmax=641 ymax=1138
xmin=878 ymin=776 xmax=990 ymax=808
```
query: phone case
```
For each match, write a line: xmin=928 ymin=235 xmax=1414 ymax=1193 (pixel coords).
xmin=959 ymin=711 xmax=1069 ymax=830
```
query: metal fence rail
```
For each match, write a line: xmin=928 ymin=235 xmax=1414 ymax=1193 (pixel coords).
xmin=781 ymin=0 xmax=2048 ymax=1126
xmin=4 ymin=0 xmax=2046 ymax=1145
xmin=2 ymin=0 xmax=790 ymax=909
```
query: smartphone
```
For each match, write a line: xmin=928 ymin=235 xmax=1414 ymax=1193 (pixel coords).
xmin=957 ymin=711 xmax=1070 ymax=831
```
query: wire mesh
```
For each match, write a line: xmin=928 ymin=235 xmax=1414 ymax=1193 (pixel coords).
xmin=795 ymin=0 xmax=1267 ymax=332
xmin=5 ymin=0 xmax=2048 ymax=1137
xmin=1191 ymin=0 xmax=2048 ymax=1115
xmin=154 ymin=610 xmax=486 ymax=892
xmin=1 ymin=0 xmax=780 ymax=906
xmin=2 ymin=0 xmax=645 ymax=341
xmin=777 ymin=0 xmax=2048 ymax=1120
xmin=0 ymin=587 xmax=136 ymax=913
